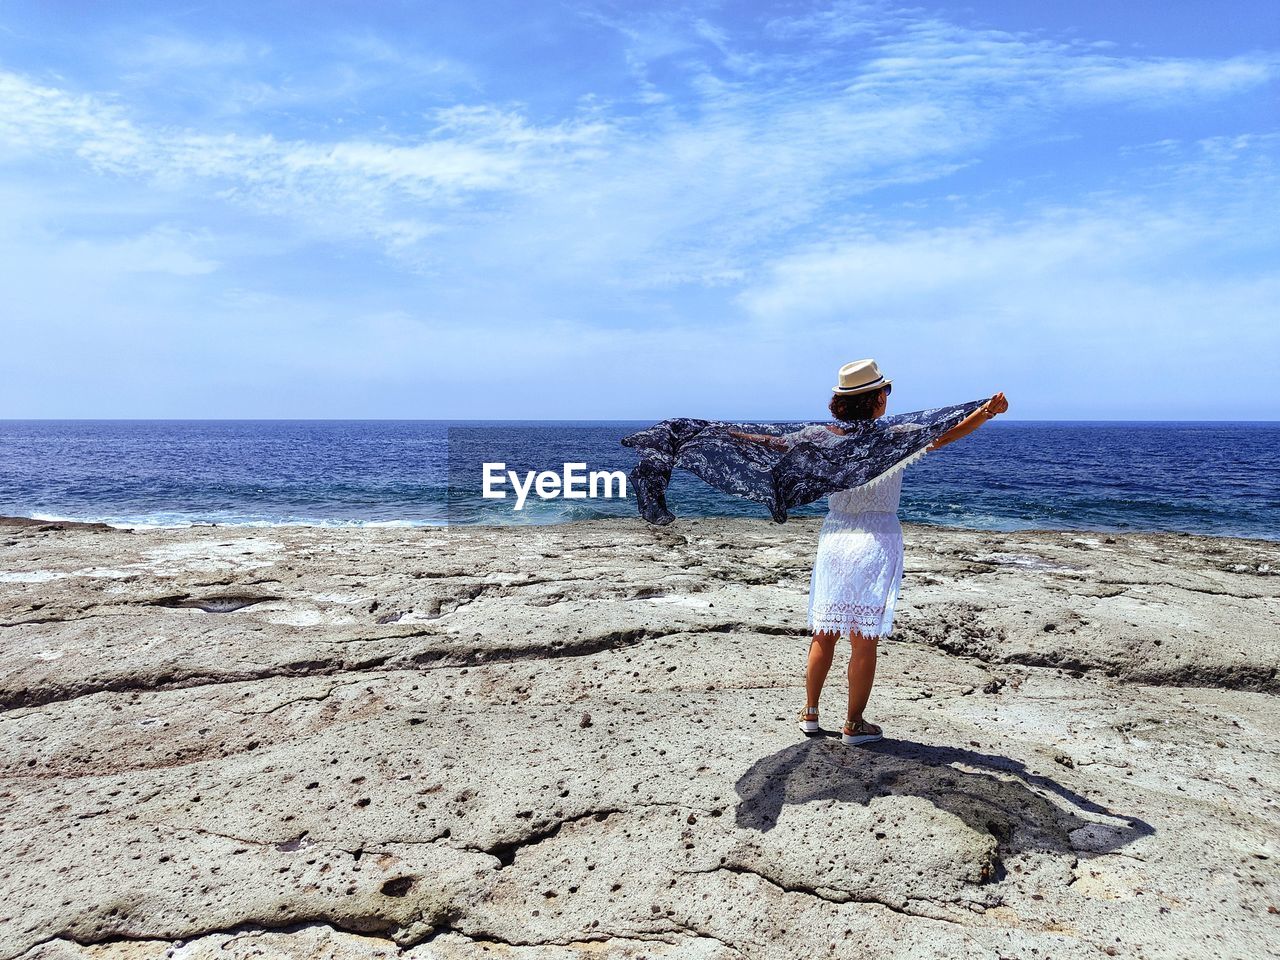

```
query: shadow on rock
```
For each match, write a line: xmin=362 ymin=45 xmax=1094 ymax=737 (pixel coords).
xmin=735 ymin=737 xmax=1153 ymax=859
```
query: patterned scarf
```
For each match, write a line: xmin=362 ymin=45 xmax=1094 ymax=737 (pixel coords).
xmin=621 ymin=399 xmax=989 ymax=525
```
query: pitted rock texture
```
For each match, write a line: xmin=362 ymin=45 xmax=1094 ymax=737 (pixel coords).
xmin=1 ymin=517 xmax=1277 ymax=960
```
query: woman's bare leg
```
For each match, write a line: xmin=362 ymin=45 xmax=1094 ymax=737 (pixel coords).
xmin=805 ymin=632 xmax=838 ymax=710
xmin=846 ymin=630 xmax=879 ymax=722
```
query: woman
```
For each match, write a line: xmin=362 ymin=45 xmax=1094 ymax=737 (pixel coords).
xmin=733 ymin=359 xmax=1008 ymax=746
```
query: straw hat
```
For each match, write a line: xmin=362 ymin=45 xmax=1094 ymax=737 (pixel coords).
xmin=832 ymin=359 xmax=892 ymax=396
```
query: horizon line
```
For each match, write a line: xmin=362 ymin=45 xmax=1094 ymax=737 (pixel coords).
xmin=1 ymin=417 xmax=1277 ymax=425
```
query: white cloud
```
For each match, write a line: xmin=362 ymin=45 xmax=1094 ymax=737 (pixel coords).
xmin=0 ymin=72 xmax=143 ymax=163
xmin=122 ymin=34 xmax=266 ymax=70
xmin=2 ymin=2 xmax=1274 ymax=287
xmin=1 ymin=4 xmax=1277 ymax=417
xmin=1062 ymin=55 xmax=1274 ymax=102
xmin=733 ymin=180 xmax=1279 ymax=419
xmin=0 ymin=70 xmax=612 ymax=261
xmin=765 ymin=0 xmax=888 ymax=43
xmin=86 ymin=225 xmax=220 ymax=276
xmin=102 ymin=28 xmax=474 ymax=118
xmin=838 ymin=19 xmax=1277 ymax=106
xmin=737 ymin=207 xmax=1217 ymax=320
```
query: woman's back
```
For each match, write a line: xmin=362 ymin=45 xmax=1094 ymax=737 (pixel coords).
xmin=789 ymin=424 xmax=906 ymax=517
xmin=828 ymin=469 xmax=903 ymax=516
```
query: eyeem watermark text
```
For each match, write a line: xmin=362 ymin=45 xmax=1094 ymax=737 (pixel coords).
xmin=482 ymin=463 xmax=629 ymax=510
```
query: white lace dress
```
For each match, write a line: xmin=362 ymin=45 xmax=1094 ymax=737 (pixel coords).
xmin=794 ymin=424 xmax=917 ymax=640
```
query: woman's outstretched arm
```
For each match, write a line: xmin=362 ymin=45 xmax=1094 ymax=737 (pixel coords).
xmin=728 ymin=430 xmax=790 ymax=452
xmin=928 ymin=392 xmax=1008 ymax=451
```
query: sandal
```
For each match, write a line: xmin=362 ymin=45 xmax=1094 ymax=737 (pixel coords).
xmin=798 ymin=706 xmax=820 ymax=735
xmin=842 ymin=718 xmax=882 ymax=746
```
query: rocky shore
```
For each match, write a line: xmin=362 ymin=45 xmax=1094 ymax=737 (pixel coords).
xmin=1 ymin=516 xmax=1277 ymax=959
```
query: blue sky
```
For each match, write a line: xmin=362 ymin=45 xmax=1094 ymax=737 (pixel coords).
xmin=0 ymin=1 xmax=1276 ymax=420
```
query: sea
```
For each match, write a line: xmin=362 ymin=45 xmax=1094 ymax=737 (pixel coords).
xmin=0 ymin=420 xmax=1276 ymax=540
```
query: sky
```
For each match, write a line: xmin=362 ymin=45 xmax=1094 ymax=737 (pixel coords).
xmin=0 ymin=0 xmax=1276 ymax=420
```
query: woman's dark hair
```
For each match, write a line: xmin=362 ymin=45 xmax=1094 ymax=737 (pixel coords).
xmin=829 ymin=388 xmax=885 ymax=422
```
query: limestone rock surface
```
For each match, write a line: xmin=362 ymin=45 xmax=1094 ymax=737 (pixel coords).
xmin=1 ymin=517 xmax=1277 ymax=959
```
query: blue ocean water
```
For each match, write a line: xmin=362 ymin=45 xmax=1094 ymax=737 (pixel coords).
xmin=0 ymin=420 xmax=1276 ymax=539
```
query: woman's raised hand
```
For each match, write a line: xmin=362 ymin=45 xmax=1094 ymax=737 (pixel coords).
xmin=984 ymin=392 xmax=1009 ymax=417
